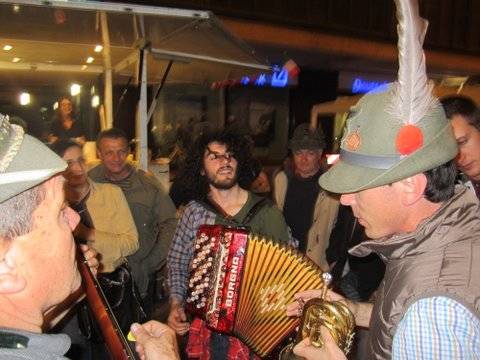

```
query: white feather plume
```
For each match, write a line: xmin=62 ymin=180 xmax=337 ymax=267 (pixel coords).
xmin=386 ymin=0 xmax=438 ymax=125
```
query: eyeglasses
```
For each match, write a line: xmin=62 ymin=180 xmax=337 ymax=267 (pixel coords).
xmin=66 ymin=157 xmax=86 ymax=167
xmin=205 ymin=147 xmax=235 ymax=162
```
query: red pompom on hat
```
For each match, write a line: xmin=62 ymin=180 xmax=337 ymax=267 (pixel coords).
xmin=395 ymin=125 xmax=423 ymax=155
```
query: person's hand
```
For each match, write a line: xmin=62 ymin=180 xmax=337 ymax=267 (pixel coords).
xmin=79 ymin=244 xmax=99 ymax=277
xmin=293 ymin=327 xmax=346 ymax=360
xmin=47 ymin=134 xmax=59 ymax=144
xmin=167 ymin=300 xmax=190 ymax=335
xmin=286 ymin=289 xmax=324 ymax=317
xmin=72 ymin=136 xmax=86 ymax=146
xmin=286 ymin=289 xmax=350 ymax=317
xmin=130 ymin=321 xmax=179 ymax=360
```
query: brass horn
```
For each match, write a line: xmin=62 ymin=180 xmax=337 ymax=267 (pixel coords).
xmin=302 ymin=273 xmax=355 ymax=353
xmin=280 ymin=273 xmax=356 ymax=359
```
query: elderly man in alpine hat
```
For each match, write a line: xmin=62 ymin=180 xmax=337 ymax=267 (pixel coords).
xmin=0 ymin=114 xmax=99 ymax=359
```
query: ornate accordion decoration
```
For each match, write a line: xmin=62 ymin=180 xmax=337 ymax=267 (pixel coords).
xmin=185 ymin=224 xmax=325 ymax=357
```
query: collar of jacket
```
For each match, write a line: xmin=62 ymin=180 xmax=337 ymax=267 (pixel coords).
xmin=96 ymin=163 xmax=134 ymax=182
xmin=349 ymin=186 xmax=477 ymax=261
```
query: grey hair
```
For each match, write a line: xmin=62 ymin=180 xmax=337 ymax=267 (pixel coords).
xmin=0 ymin=184 xmax=46 ymax=240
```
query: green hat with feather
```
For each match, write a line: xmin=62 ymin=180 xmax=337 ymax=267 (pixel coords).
xmin=319 ymin=0 xmax=457 ymax=194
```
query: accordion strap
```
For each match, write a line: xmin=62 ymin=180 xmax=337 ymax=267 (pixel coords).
xmin=201 ymin=195 xmax=270 ymax=226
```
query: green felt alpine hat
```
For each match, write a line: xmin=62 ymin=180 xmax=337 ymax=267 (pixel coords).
xmin=319 ymin=0 xmax=458 ymax=194
xmin=319 ymin=88 xmax=458 ymax=193
xmin=0 ymin=114 xmax=66 ymax=203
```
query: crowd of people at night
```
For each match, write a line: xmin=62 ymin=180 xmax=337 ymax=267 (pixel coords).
xmin=0 ymin=0 xmax=479 ymax=359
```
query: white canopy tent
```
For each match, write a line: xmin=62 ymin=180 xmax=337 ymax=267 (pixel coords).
xmin=0 ymin=0 xmax=270 ymax=169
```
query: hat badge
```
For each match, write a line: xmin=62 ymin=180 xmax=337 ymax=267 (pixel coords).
xmin=345 ymin=128 xmax=361 ymax=152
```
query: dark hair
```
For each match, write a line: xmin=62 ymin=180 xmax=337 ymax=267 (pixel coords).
xmin=50 ymin=139 xmax=82 ymax=158
xmin=173 ymin=131 xmax=258 ymax=202
xmin=441 ymin=95 xmax=480 ymax=131
xmin=96 ymin=128 xmax=128 ymax=149
xmin=56 ymin=95 xmax=76 ymax=118
xmin=423 ymin=160 xmax=457 ymax=203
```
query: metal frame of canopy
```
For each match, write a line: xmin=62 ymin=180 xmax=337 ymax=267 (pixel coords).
xmin=0 ymin=0 xmax=271 ymax=169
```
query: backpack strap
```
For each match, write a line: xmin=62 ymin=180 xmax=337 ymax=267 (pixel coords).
xmin=242 ymin=196 xmax=270 ymax=224
xmin=199 ymin=194 xmax=270 ymax=226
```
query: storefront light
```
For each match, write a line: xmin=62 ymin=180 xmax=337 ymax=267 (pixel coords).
xmin=91 ymin=95 xmax=100 ymax=108
xmin=19 ymin=92 xmax=30 ymax=106
xmin=70 ymin=83 xmax=81 ymax=96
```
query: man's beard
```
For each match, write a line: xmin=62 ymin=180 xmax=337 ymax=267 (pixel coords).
xmin=206 ymin=166 xmax=238 ymax=190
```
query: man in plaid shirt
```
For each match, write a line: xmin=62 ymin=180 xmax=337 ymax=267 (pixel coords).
xmin=167 ymin=131 xmax=291 ymax=359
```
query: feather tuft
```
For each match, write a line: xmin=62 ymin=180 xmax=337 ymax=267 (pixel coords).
xmin=386 ymin=0 xmax=438 ymax=125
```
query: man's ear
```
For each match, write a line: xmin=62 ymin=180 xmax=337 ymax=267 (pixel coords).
xmin=399 ymin=173 xmax=427 ymax=206
xmin=0 ymin=243 xmax=27 ymax=294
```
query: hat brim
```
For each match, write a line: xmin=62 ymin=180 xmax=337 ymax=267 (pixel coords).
xmin=320 ymin=123 xmax=458 ymax=193
xmin=0 ymin=135 xmax=66 ymax=203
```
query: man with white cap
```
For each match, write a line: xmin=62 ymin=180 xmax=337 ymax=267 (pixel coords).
xmin=287 ymin=0 xmax=480 ymax=359
xmin=0 ymin=114 xmax=98 ymax=358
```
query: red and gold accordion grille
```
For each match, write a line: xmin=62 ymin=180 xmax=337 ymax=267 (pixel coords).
xmin=186 ymin=224 xmax=324 ymax=357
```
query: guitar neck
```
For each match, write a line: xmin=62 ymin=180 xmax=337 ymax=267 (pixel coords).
xmin=77 ymin=249 xmax=138 ymax=360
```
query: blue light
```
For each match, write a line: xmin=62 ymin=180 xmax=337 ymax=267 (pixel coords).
xmin=351 ymin=78 xmax=388 ymax=94
xmin=271 ymin=69 xmax=288 ymax=87
xmin=255 ymin=74 xmax=267 ymax=86
xmin=240 ymin=76 xmax=250 ymax=85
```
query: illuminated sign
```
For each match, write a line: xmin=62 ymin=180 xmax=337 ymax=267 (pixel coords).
xmin=271 ymin=69 xmax=288 ymax=87
xmin=255 ymin=73 xmax=267 ymax=86
xmin=351 ymin=78 xmax=388 ymax=94
xmin=211 ymin=61 xmax=299 ymax=90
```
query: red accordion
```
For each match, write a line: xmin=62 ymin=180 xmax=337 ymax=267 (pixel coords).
xmin=186 ymin=225 xmax=324 ymax=357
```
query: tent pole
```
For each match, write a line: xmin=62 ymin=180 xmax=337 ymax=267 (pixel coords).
xmin=136 ymin=48 xmax=149 ymax=171
xmin=100 ymin=11 xmax=113 ymax=129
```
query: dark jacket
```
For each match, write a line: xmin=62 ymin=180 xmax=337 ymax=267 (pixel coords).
xmin=326 ymin=205 xmax=385 ymax=301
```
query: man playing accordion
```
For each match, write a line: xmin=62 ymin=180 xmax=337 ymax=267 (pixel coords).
xmin=167 ymin=131 xmax=291 ymax=359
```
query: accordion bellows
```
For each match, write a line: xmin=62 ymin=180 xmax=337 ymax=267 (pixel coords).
xmin=186 ymin=225 xmax=324 ymax=357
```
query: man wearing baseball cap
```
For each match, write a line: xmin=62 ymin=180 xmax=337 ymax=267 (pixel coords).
xmin=273 ymin=123 xmax=339 ymax=269
xmin=287 ymin=0 xmax=480 ymax=359
xmin=0 ymin=114 xmax=99 ymax=358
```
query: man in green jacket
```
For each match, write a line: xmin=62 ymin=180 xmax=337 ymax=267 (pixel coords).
xmin=89 ymin=128 xmax=177 ymax=316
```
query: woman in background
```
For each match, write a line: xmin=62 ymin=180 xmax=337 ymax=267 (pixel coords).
xmin=48 ymin=96 xmax=86 ymax=144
